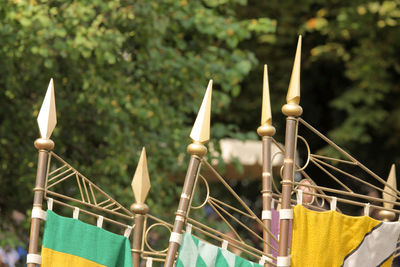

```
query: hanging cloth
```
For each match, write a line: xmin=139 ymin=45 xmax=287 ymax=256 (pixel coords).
xmin=291 ymin=205 xmax=400 ymax=267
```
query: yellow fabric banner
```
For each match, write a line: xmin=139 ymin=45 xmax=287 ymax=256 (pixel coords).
xmin=42 ymin=247 xmax=106 ymax=267
xmin=291 ymin=205 xmax=400 ymax=267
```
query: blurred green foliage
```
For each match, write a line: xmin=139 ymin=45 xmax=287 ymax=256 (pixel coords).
xmin=233 ymin=0 xmax=400 ymax=167
xmin=0 ymin=0 xmax=274 ymax=244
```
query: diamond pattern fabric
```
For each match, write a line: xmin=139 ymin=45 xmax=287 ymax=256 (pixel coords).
xmin=176 ymin=233 xmax=263 ymax=267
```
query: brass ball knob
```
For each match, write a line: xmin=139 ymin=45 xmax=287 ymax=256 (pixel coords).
xmin=257 ymin=125 xmax=276 ymax=137
xmin=34 ymin=138 xmax=55 ymax=150
xmin=187 ymin=142 xmax=207 ymax=156
xmin=130 ymin=203 xmax=149 ymax=215
xmin=282 ymin=103 xmax=303 ymax=117
xmin=377 ymin=209 xmax=396 ymax=222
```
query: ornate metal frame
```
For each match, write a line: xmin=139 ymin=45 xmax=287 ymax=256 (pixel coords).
xmin=27 ymin=36 xmax=399 ymax=267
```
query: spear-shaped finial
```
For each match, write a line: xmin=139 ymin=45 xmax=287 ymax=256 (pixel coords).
xmin=383 ymin=164 xmax=397 ymax=209
xmin=190 ymin=80 xmax=213 ymax=144
xmin=257 ymin=65 xmax=276 ymax=137
xmin=261 ymin=65 xmax=272 ymax=126
xmin=35 ymin=79 xmax=57 ymax=150
xmin=282 ymin=36 xmax=303 ymax=117
xmin=187 ymin=80 xmax=213 ymax=156
xmin=287 ymin=36 xmax=302 ymax=105
xmin=131 ymin=147 xmax=151 ymax=205
xmin=37 ymin=78 xmax=57 ymax=140
xmin=378 ymin=164 xmax=397 ymax=221
xmin=130 ymin=147 xmax=151 ymax=265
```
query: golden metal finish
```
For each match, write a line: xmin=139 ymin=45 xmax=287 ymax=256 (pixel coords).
xmin=286 ymin=36 xmax=301 ymax=105
xmin=34 ymin=138 xmax=55 ymax=150
xmin=279 ymin=37 xmax=304 ymax=258
xmin=47 ymin=197 xmax=132 ymax=228
xmin=37 ymin=78 xmax=57 ymax=140
xmin=378 ymin=210 xmax=396 ymax=222
xmin=130 ymin=203 xmax=149 ymax=215
xmin=261 ymin=65 xmax=272 ymax=127
xmin=28 ymin=81 xmax=57 ymax=267
xmin=131 ymin=147 xmax=151 ymax=205
xmin=257 ymin=65 xmax=277 ymax=267
xmin=276 ymin=110 xmax=400 ymax=233
xmin=144 ymin=222 xmax=172 ymax=253
xmin=258 ymin=125 xmax=276 ymax=137
xmin=190 ymin=80 xmax=213 ymax=144
xmin=190 ymin=175 xmax=210 ymax=210
xmin=185 ymin=159 xmax=278 ymax=260
xmin=130 ymin=147 xmax=152 ymax=266
xmin=282 ymin=36 xmax=303 ymax=117
xmin=258 ymin=65 xmax=276 ymax=138
xmin=187 ymin=142 xmax=207 ymax=156
xmin=378 ymin=164 xmax=397 ymax=221
xmin=383 ymin=164 xmax=397 ymax=209
xmin=297 ymin=118 xmax=400 ymax=200
xmin=45 ymin=152 xmax=133 ymax=219
xmin=278 ymin=117 xmax=298 ymax=257
xmin=165 ymin=82 xmax=213 ymax=267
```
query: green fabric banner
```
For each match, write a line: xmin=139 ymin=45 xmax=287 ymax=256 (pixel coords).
xmin=42 ymin=210 xmax=132 ymax=267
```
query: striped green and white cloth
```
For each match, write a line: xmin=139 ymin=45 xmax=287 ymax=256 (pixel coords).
xmin=176 ymin=233 xmax=263 ymax=267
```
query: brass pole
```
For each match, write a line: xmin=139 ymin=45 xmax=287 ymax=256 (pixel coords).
xmin=257 ymin=64 xmax=276 ymax=267
xmin=27 ymin=140 xmax=54 ymax=267
xmin=165 ymin=80 xmax=213 ymax=267
xmin=131 ymin=210 xmax=147 ymax=265
xmin=261 ymin=136 xmax=274 ymax=266
xmin=278 ymin=36 xmax=302 ymax=264
xmin=27 ymin=78 xmax=57 ymax=267
xmin=164 ymin=149 xmax=205 ymax=266
xmin=278 ymin=117 xmax=298 ymax=257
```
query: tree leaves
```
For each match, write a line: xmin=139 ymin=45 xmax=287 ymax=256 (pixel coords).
xmin=0 ymin=0 xmax=274 ymax=240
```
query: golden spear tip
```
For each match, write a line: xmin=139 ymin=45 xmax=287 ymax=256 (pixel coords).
xmin=286 ymin=35 xmax=302 ymax=105
xmin=261 ymin=64 xmax=272 ymax=126
xmin=190 ymin=80 xmax=213 ymax=143
xmin=131 ymin=147 xmax=151 ymax=204
xmin=383 ymin=164 xmax=397 ymax=209
xmin=37 ymin=78 xmax=57 ymax=139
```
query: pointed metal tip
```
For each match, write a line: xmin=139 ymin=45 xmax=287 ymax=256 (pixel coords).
xmin=37 ymin=79 xmax=57 ymax=139
xmin=131 ymin=147 xmax=151 ymax=204
xmin=190 ymin=81 xmax=213 ymax=143
xmin=208 ymin=79 xmax=213 ymax=89
xmin=140 ymin=147 xmax=147 ymax=159
xmin=383 ymin=164 xmax=397 ymax=209
xmin=261 ymin=64 xmax=272 ymax=126
xmin=286 ymin=35 xmax=302 ymax=105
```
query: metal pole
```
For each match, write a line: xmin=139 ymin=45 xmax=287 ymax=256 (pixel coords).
xmin=261 ymin=136 xmax=273 ymax=267
xmin=165 ymin=80 xmax=212 ymax=266
xmin=278 ymin=35 xmax=302 ymax=266
xmin=164 ymin=143 xmax=206 ymax=267
xmin=278 ymin=117 xmax=298 ymax=257
xmin=131 ymin=209 xmax=147 ymax=266
xmin=27 ymin=139 xmax=54 ymax=267
xmin=258 ymin=64 xmax=276 ymax=267
xmin=278 ymin=96 xmax=302 ymax=262
xmin=258 ymin=128 xmax=276 ymax=267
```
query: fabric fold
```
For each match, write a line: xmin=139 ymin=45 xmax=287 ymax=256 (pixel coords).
xmin=41 ymin=210 xmax=132 ymax=267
